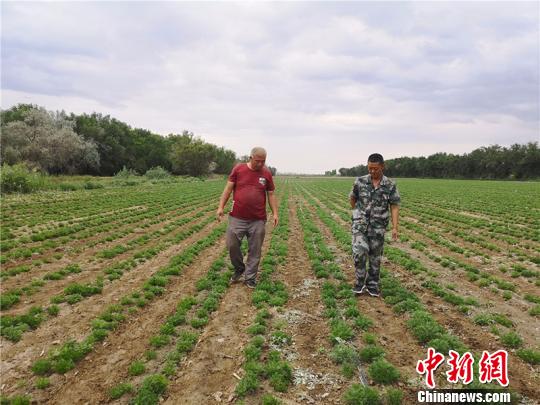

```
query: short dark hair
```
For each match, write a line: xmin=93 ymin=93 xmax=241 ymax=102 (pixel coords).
xmin=368 ymin=153 xmax=384 ymax=164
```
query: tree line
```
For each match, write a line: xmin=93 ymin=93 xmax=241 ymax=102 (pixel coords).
xmin=333 ymin=143 xmax=540 ymax=180
xmin=1 ymin=104 xmax=239 ymax=177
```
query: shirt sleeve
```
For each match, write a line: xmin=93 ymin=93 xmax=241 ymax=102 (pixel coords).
xmin=228 ymin=164 xmax=239 ymax=183
xmin=266 ymin=171 xmax=275 ymax=192
xmin=389 ymin=183 xmax=401 ymax=205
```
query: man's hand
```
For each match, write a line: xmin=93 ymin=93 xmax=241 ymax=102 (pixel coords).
xmin=272 ymin=214 xmax=279 ymax=227
xmin=391 ymin=228 xmax=399 ymax=241
xmin=216 ymin=207 xmax=224 ymax=221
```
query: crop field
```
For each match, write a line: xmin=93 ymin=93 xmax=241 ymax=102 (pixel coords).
xmin=0 ymin=177 xmax=539 ymax=404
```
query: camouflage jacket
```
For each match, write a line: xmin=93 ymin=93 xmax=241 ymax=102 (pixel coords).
xmin=349 ymin=175 xmax=400 ymax=235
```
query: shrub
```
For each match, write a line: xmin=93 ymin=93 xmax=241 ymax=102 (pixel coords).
xmin=129 ymin=360 xmax=146 ymax=376
xmin=0 ymin=163 xmax=47 ymax=193
xmin=368 ymin=358 xmax=400 ymax=384
xmin=109 ymin=383 xmax=133 ymax=400
xmin=385 ymin=388 xmax=404 ymax=405
xmin=261 ymin=394 xmax=282 ymax=405
xmin=265 ymin=352 xmax=292 ymax=392
xmin=500 ymin=332 xmax=523 ymax=349
xmin=114 ymin=166 xmax=139 ymax=179
xmin=516 ymin=349 xmax=540 ymax=365
xmin=132 ymin=374 xmax=168 ymax=405
xmin=407 ymin=311 xmax=444 ymax=343
xmin=343 ymin=384 xmax=381 ymax=405
xmin=235 ymin=372 xmax=259 ymax=397
xmin=145 ymin=166 xmax=171 ymax=180
xmin=359 ymin=345 xmax=385 ymax=363
xmin=35 ymin=377 xmax=50 ymax=389
xmin=32 ymin=359 xmax=52 ymax=375
xmin=330 ymin=319 xmax=354 ymax=342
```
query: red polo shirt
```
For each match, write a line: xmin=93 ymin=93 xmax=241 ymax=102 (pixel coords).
xmin=228 ymin=163 xmax=275 ymax=220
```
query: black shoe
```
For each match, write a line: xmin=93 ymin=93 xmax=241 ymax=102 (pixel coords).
xmin=244 ymin=279 xmax=257 ymax=289
xmin=367 ymin=286 xmax=380 ymax=297
xmin=229 ymin=271 xmax=244 ymax=283
xmin=352 ymin=284 xmax=366 ymax=295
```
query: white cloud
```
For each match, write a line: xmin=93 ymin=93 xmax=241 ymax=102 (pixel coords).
xmin=1 ymin=1 xmax=538 ymax=173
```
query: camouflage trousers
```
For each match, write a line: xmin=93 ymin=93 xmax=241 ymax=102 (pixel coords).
xmin=352 ymin=229 xmax=385 ymax=288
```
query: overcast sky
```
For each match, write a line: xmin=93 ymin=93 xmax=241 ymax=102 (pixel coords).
xmin=2 ymin=1 xmax=539 ymax=173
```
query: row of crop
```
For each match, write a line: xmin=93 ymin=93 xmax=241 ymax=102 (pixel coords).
xmin=304 ymin=189 xmax=540 ymax=371
xmin=1 ymin=184 xmax=221 ymax=264
xmin=1 ymin=179 xmax=222 ymax=233
xmin=402 ymin=235 xmax=540 ymax=309
xmin=234 ymin=190 xmax=293 ymax=403
xmin=302 ymin=184 xmax=539 ymax=288
xmin=2 ymin=185 xmax=161 ymax=233
xmin=300 ymin=187 xmax=534 ymax=309
xmin=0 ymin=214 xmax=218 ymax=342
xmin=310 ymin=180 xmax=538 ymax=250
xmin=0 ymin=194 xmax=215 ymax=281
xmin=0 ymin=204 xmax=215 ymax=313
xmin=306 ymin=182 xmax=533 ymax=263
xmin=28 ymin=222 xmax=226 ymax=383
xmin=107 ymin=252 xmax=232 ymax=404
xmin=402 ymin=208 xmax=539 ymax=264
xmin=295 ymin=197 xmax=404 ymax=404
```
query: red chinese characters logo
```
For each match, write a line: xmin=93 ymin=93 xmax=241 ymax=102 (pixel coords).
xmin=416 ymin=349 xmax=509 ymax=388
xmin=416 ymin=348 xmax=445 ymax=389
xmin=446 ymin=350 xmax=474 ymax=385
xmin=479 ymin=350 xmax=509 ymax=387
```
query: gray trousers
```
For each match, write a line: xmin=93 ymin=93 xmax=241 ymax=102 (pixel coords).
xmin=226 ymin=216 xmax=266 ymax=282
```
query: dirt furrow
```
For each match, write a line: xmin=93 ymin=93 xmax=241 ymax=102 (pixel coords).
xmin=0 ymin=219 xmax=221 ymax=395
xmin=1 ymin=203 xmax=212 ymax=293
xmin=2 ymin=210 xmax=214 ymax=317
xmin=163 ymin=220 xmax=275 ymax=404
xmin=40 ymin=235 xmax=228 ymax=404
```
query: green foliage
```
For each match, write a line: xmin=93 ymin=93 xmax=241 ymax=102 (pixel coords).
xmin=368 ymin=358 xmax=400 ymax=384
xmin=343 ymin=384 xmax=381 ymax=405
xmin=516 ymin=348 xmax=540 ymax=365
xmin=235 ymin=372 xmax=260 ymax=397
xmin=265 ymin=352 xmax=292 ymax=392
xmin=145 ymin=166 xmax=171 ymax=179
xmin=32 ymin=359 xmax=52 ymax=375
xmin=359 ymin=345 xmax=385 ymax=363
xmin=109 ymin=383 xmax=133 ymax=400
xmin=35 ymin=377 xmax=50 ymax=389
xmin=128 ymin=360 xmax=146 ymax=376
xmin=261 ymin=394 xmax=282 ymax=405
xmin=330 ymin=319 xmax=354 ymax=342
xmin=385 ymin=388 xmax=404 ymax=405
xmin=132 ymin=374 xmax=168 ymax=405
xmin=500 ymin=332 xmax=523 ymax=348
xmin=1 ymin=163 xmax=48 ymax=193
xmin=407 ymin=311 xmax=444 ymax=343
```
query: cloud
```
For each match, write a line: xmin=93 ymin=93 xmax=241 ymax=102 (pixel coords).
xmin=1 ymin=1 xmax=538 ymax=173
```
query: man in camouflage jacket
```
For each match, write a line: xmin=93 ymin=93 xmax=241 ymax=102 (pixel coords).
xmin=349 ymin=153 xmax=400 ymax=296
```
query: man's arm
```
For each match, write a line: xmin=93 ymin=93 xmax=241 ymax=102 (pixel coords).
xmin=268 ymin=190 xmax=279 ymax=226
xmin=216 ymin=181 xmax=235 ymax=221
xmin=390 ymin=204 xmax=399 ymax=241
xmin=350 ymin=196 xmax=357 ymax=209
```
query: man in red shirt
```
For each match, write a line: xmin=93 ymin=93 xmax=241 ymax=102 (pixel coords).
xmin=217 ymin=147 xmax=278 ymax=288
